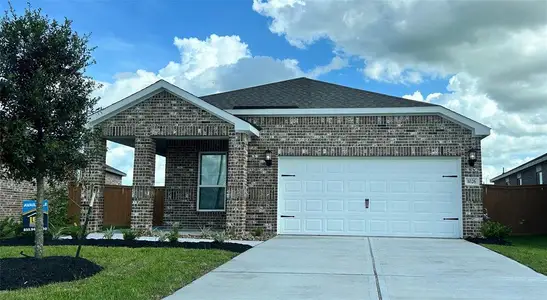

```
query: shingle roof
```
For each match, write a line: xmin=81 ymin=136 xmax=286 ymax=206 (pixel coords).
xmin=200 ymin=77 xmax=437 ymax=109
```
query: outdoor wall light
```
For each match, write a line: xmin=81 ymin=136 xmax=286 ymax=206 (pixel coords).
xmin=264 ymin=150 xmax=272 ymax=167
xmin=468 ymin=149 xmax=478 ymax=167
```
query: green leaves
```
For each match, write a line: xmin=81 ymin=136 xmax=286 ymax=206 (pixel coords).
xmin=0 ymin=3 xmax=99 ymax=183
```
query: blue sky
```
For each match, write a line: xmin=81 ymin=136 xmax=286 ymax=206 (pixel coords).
xmin=7 ymin=0 xmax=547 ymax=184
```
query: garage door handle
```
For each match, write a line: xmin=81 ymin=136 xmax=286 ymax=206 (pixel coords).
xmin=280 ymin=215 xmax=295 ymax=218
xmin=443 ymin=217 xmax=459 ymax=220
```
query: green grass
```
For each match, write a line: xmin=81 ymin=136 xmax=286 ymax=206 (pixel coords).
xmin=483 ymin=235 xmax=547 ymax=275
xmin=0 ymin=246 xmax=236 ymax=300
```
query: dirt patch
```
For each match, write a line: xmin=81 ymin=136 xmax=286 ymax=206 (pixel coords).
xmin=465 ymin=237 xmax=512 ymax=245
xmin=0 ymin=256 xmax=102 ymax=290
xmin=0 ymin=237 xmax=252 ymax=253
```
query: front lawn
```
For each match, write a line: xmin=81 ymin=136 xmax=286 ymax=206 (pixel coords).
xmin=483 ymin=235 xmax=547 ymax=275
xmin=0 ymin=246 xmax=236 ymax=300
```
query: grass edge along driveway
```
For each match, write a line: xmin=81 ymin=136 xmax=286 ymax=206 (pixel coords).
xmin=482 ymin=235 xmax=547 ymax=276
xmin=0 ymin=246 xmax=236 ymax=300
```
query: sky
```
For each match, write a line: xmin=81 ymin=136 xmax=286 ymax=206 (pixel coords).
xmin=7 ymin=0 xmax=547 ymax=185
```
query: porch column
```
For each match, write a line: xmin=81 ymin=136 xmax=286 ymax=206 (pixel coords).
xmin=81 ymin=137 xmax=106 ymax=232
xmin=131 ymin=136 xmax=156 ymax=231
xmin=226 ymin=132 xmax=249 ymax=234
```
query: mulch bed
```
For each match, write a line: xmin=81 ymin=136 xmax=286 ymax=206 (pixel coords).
xmin=0 ymin=237 xmax=252 ymax=253
xmin=465 ymin=237 xmax=512 ymax=245
xmin=0 ymin=256 xmax=103 ymax=291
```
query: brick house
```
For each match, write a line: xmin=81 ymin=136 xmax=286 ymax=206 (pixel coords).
xmin=0 ymin=164 xmax=125 ymax=218
xmin=85 ymin=78 xmax=490 ymax=238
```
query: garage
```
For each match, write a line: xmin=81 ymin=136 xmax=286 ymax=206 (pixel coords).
xmin=277 ymin=157 xmax=462 ymax=238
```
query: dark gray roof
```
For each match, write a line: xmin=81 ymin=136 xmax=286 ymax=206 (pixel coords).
xmin=105 ymin=164 xmax=126 ymax=177
xmin=200 ymin=77 xmax=436 ymax=109
xmin=490 ymin=152 xmax=547 ymax=182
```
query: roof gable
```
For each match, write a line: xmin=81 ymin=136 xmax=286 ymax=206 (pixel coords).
xmin=88 ymin=80 xmax=259 ymax=136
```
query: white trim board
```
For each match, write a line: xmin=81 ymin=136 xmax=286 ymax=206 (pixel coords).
xmin=88 ymin=80 xmax=260 ymax=137
xmin=227 ymin=107 xmax=491 ymax=137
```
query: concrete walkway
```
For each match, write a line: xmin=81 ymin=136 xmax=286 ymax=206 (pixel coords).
xmin=165 ymin=236 xmax=547 ymax=300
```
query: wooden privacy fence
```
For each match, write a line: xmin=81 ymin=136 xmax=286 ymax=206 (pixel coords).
xmin=68 ymin=185 xmax=165 ymax=228
xmin=483 ymin=185 xmax=547 ymax=235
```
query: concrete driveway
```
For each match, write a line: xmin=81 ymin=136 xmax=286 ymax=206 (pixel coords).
xmin=166 ymin=236 xmax=547 ymax=300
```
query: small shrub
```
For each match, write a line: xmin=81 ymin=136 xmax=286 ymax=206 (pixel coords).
xmin=103 ymin=226 xmax=115 ymax=240
xmin=211 ymin=231 xmax=226 ymax=243
xmin=252 ymin=227 xmax=264 ymax=237
xmin=152 ymin=229 xmax=168 ymax=242
xmin=200 ymin=226 xmax=213 ymax=239
xmin=481 ymin=221 xmax=511 ymax=240
xmin=121 ymin=229 xmax=140 ymax=241
xmin=66 ymin=224 xmax=84 ymax=240
xmin=0 ymin=217 xmax=21 ymax=239
xmin=49 ymin=224 xmax=67 ymax=240
xmin=166 ymin=222 xmax=180 ymax=243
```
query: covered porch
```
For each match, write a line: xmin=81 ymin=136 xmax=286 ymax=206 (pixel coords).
xmin=82 ymin=80 xmax=259 ymax=233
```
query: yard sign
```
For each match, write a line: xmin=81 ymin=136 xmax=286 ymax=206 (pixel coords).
xmin=22 ymin=200 xmax=48 ymax=231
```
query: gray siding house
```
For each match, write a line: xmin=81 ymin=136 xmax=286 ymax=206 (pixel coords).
xmin=84 ymin=78 xmax=490 ymax=238
xmin=491 ymin=153 xmax=546 ymax=186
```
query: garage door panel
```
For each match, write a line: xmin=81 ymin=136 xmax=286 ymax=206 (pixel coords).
xmin=305 ymin=181 xmax=323 ymax=193
xmin=305 ymin=200 xmax=323 ymax=212
xmin=304 ymin=219 xmax=322 ymax=232
xmin=326 ymin=219 xmax=345 ymax=232
xmin=278 ymin=157 xmax=462 ymax=238
xmin=327 ymin=200 xmax=344 ymax=212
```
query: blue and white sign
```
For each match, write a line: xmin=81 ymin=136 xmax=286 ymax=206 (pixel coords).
xmin=22 ymin=200 xmax=48 ymax=232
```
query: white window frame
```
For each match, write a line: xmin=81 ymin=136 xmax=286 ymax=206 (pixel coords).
xmin=197 ymin=151 xmax=227 ymax=212
xmin=517 ymin=173 xmax=522 ymax=185
xmin=538 ymin=171 xmax=543 ymax=185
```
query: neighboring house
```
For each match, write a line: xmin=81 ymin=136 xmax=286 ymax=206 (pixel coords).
xmin=0 ymin=164 xmax=125 ymax=218
xmin=104 ymin=165 xmax=127 ymax=185
xmin=491 ymin=153 xmax=546 ymax=186
xmin=85 ymin=77 xmax=490 ymax=238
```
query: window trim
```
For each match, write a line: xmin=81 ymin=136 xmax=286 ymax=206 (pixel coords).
xmin=197 ymin=151 xmax=228 ymax=212
xmin=538 ymin=171 xmax=544 ymax=185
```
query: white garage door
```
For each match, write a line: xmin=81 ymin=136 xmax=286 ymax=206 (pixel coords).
xmin=277 ymin=157 xmax=462 ymax=238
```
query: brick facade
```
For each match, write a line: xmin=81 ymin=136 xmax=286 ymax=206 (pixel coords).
xmin=163 ymin=139 xmax=228 ymax=229
xmin=239 ymin=115 xmax=483 ymax=237
xmin=105 ymin=172 xmax=122 ymax=185
xmin=93 ymin=90 xmax=484 ymax=237
xmin=0 ymin=179 xmax=35 ymax=218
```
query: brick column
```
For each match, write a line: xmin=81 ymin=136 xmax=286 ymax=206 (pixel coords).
xmin=131 ymin=137 xmax=156 ymax=231
xmin=226 ymin=132 xmax=249 ymax=234
xmin=81 ymin=138 xmax=106 ymax=232
xmin=462 ymin=137 xmax=483 ymax=237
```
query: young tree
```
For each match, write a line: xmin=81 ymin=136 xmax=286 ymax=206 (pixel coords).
xmin=0 ymin=3 xmax=99 ymax=258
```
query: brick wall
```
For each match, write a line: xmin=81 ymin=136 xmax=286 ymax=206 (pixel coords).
xmin=240 ymin=115 xmax=483 ymax=237
xmin=0 ymin=179 xmax=35 ymax=219
xmin=105 ymin=172 xmax=122 ymax=185
xmin=164 ymin=139 xmax=228 ymax=229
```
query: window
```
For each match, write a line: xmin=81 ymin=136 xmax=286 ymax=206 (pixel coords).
xmin=505 ymin=178 xmax=510 ymax=186
xmin=538 ymin=171 xmax=544 ymax=185
xmin=517 ymin=173 xmax=522 ymax=185
xmin=198 ymin=153 xmax=227 ymax=211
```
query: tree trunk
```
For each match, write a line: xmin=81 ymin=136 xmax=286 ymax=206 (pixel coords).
xmin=34 ymin=176 xmax=45 ymax=258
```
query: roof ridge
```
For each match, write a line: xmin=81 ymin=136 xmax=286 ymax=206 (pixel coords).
xmin=200 ymin=77 xmax=307 ymax=98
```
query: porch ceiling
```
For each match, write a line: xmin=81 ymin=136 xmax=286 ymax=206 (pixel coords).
xmin=107 ymin=136 xmax=229 ymax=157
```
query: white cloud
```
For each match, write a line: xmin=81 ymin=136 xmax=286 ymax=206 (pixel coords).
xmin=253 ymin=0 xmax=547 ymax=111
xmin=402 ymin=91 xmax=441 ymax=103
xmin=99 ymin=34 xmax=348 ymax=185
xmin=412 ymin=73 xmax=547 ymax=183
